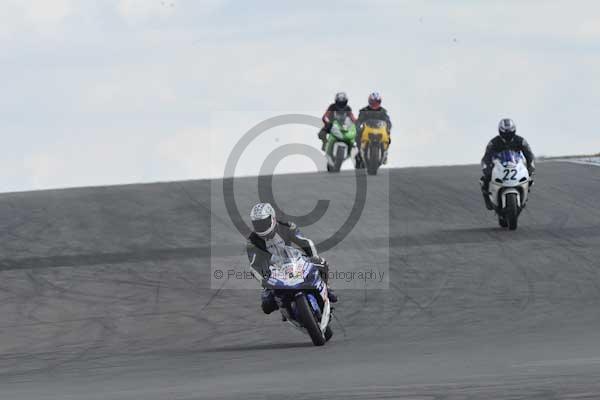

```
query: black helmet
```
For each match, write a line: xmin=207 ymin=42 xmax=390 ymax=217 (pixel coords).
xmin=334 ymin=92 xmax=348 ymax=109
xmin=498 ymin=118 xmax=516 ymax=141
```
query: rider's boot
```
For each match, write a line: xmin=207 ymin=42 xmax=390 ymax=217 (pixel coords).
xmin=261 ymin=289 xmax=279 ymax=314
xmin=318 ymin=129 xmax=327 ymax=152
xmin=355 ymin=153 xmax=364 ymax=169
xmin=310 ymin=255 xmax=339 ymax=303
xmin=480 ymin=177 xmax=494 ymax=210
xmin=328 ymin=287 xmax=338 ymax=303
xmin=483 ymin=192 xmax=494 ymax=210
xmin=382 ymin=150 xmax=388 ymax=165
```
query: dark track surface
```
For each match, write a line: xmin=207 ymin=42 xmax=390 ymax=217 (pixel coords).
xmin=1 ymin=162 xmax=600 ymax=399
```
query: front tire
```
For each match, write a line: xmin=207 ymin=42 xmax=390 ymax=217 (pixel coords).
xmin=295 ymin=293 xmax=326 ymax=346
xmin=366 ymin=142 xmax=381 ymax=175
xmin=333 ymin=145 xmax=345 ymax=172
xmin=505 ymin=193 xmax=519 ymax=230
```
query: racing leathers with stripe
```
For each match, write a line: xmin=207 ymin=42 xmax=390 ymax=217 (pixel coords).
xmin=246 ymin=221 xmax=334 ymax=314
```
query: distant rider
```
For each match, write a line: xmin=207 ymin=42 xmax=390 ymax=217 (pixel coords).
xmin=246 ymin=203 xmax=338 ymax=315
xmin=318 ymin=92 xmax=357 ymax=151
xmin=355 ymin=92 xmax=392 ymax=168
xmin=480 ymin=118 xmax=535 ymax=209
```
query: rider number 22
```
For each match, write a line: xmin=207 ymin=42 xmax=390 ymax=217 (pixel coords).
xmin=503 ymin=169 xmax=517 ymax=181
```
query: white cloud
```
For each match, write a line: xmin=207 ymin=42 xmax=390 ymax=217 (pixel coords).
xmin=2 ymin=1 xmax=600 ymax=191
xmin=116 ymin=0 xmax=175 ymax=22
xmin=20 ymin=0 xmax=72 ymax=24
xmin=577 ymin=18 xmax=600 ymax=39
xmin=84 ymin=65 xmax=178 ymax=110
xmin=446 ymin=1 xmax=600 ymax=42
xmin=115 ymin=0 xmax=224 ymax=24
xmin=23 ymin=152 xmax=68 ymax=190
xmin=157 ymin=128 xmax=209 ymax=180
xmin=0 ymin=0 xmax=72 ymax=37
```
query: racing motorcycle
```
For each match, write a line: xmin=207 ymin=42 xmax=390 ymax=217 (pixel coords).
xmin=358 ymin=119 xmax=390 ymax=175
xmin=266 ymin=246 xmax=333 ymax=346
xmin=486 ymin=150 xmax=532 ymax=230
xmin=325 ymin=114 xmax=357 ymax=172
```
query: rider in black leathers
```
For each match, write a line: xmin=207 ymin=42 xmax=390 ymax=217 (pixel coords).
xmin=355 ymin=92 xmax=392 ymax=168
xmin=318 ymin=92 xmax=357 ymax=151
xmin=480 ymin=118 xmax=535 ymax=209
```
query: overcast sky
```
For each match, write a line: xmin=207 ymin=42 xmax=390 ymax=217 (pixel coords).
xmin=1 ymin=0 xmax=599 ymax=192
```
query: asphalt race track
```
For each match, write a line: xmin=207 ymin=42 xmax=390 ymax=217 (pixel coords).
xmin=0 ymin=161 xmax=599 ymax=399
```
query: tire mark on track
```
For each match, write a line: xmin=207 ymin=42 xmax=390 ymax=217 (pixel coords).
xmin=0 ymin=246 xmax=210 ymax=271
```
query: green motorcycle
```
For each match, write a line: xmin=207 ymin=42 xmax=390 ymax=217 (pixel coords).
xmin=325 ymin=115 xmax=357 ymax=173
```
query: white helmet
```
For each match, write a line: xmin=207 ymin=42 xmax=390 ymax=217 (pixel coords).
xmin=250 ymin=203 xmax=276 ymax=237
xmin=368 ymin=91 xmax=382 ymax=109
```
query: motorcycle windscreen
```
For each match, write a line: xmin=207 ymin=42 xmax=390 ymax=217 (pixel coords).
xmin=332 ymin=111 xmax=350 ymax=125
xmin=495 ymin=150 xmax=523 ymax=165
xmin=331 ymin=117 xmax=355 ymax=140
xmin=268 ymin=247 xmax=304 ymax=285
xmin=364 ymin=119 xmax=387 ymax=129
xmin=270 ymin=246 xmax=304 ymax=268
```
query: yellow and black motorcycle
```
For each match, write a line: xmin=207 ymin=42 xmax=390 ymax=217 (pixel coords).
xmin=359 ymin=119 xmax=390 ymax=175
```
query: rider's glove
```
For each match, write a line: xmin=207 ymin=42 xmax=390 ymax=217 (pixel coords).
xmin=310 ymin=255 xmax=327 ymax=266
xmin=480 ymin=176 xmax=492 ymax=194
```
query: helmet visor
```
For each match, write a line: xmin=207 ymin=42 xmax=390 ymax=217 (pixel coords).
xmin=252 ymin=216 xmax=275 ymax=236
xmin=368 ymin=99 xmax=381 ymax=108
xmin=500 ymin=130 xmax=516 ymax=140
xmin=335 ymin=99 xmax=348 ymax=108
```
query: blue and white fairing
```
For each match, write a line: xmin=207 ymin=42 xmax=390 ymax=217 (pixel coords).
xmin=489 ymin=150 xmax=531 ymax=208
xmin=266 ymin=247 xmax=331 ymax=333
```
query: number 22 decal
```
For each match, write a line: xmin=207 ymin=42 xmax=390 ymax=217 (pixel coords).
xmin=503 ymin=169 xmax=517 ymax=180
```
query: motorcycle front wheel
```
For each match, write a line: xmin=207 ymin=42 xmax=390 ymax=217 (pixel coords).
xmin=295 ymin=293 xmax=326 ymax=346
xmin=505 ymin=193 xmax=519 ymax=230
xmin=366 ymin=142 xmax=381 ymax=176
